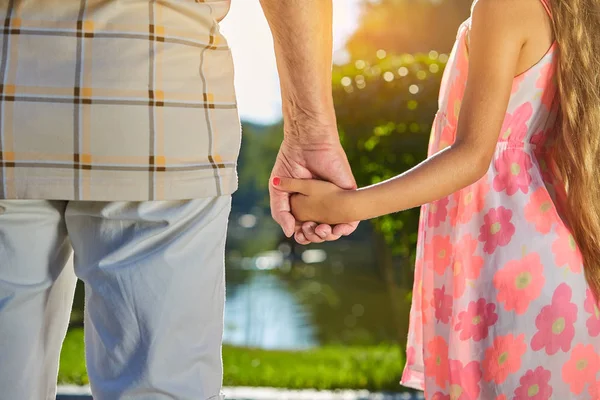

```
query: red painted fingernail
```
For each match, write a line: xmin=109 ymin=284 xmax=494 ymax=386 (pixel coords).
xmin=273 ymin=177 xmax=281 ymax=186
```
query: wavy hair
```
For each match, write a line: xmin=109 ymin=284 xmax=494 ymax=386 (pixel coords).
xmin=550 ymin=0 xmax=600 ymax=300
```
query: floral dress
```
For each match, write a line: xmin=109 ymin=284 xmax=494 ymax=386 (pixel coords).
xmin=401 ymin=1 xmax=600 ymax=399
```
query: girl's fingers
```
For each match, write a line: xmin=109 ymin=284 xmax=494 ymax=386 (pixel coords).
xmin=272 ymin=176 xmax=312 ymax=194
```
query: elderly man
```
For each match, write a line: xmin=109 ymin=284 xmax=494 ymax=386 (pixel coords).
xmin=0 ymin=0 xmax=356 ymax=399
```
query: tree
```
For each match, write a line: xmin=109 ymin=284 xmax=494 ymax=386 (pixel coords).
xmin=333 ymin=51 xmax=448 ymax=343
xmin=332 ymin=0 xmax=470 ymax=344
xmin=346 ymin=0 xmax=472 ymax=62
xmin=233 ymin=122 xmax=283 ymax=214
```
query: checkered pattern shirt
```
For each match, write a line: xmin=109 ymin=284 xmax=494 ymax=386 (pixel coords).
xmin=0 ymin=0 xmax=240 ymax=201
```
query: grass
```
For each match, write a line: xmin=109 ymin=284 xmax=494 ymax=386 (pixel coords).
xmin=59 ymin=328 xmax=407 ymax=392
xmin=222 ymin=343 xmax=406 ymax=391
xmin=59 ymin=328 xmax=88 ymax=385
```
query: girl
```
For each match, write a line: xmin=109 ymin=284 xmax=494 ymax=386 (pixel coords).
xmin=273 ymin=0 xmax=600 ymax=398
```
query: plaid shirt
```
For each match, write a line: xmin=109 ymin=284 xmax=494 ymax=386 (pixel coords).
xmin=0 ymin=0 xmax=240 ymax=201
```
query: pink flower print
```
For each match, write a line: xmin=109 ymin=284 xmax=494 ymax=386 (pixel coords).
xmin=415 ymin=256 xmax=424 ymax=275
xmin=552 ymin=224 xmax=582 ymax=273
xmin=513 ymin=367 xmax=553 ymax=400
xmin=406 ymin=346 xmax=416 ymax=368
xmin=413 ymin=278 xmax=424 ymax=313
xmin=451 ymin=326 xmax=475 ymax=366
xmin=478 ymin=207 xmax=515 ymax=254
xmin=553 ymin=180 xmax=570 ymax=220
xmin=432 ymin=285 xmax=453 ymax=324
xmin=424 ymin=336 xmax=450 ymax=388
xmin=425 ymin=235 xmax=453 ymax=275
xmin=495 ymin=396 xmax=507 ymax=400
xmin=448 ymin=359 xmax=482 ymax=400
xmin=453 ymin=178 xmax=490 ymax=225
xmin=493 ymin=149 xmax=533 ymax=195
xmin=439 ymin=124 xmax=455 ymax=151
xmin=414 ymin=275 xmax=432 ymax=323
xmin=403 ymin=340 xmax=423 ymax=388
xmin=498 ymin=103 xmax=533 ymax=143
xmin=512 ymin=74 xmax=526 ymax=94
xmin=584 ymin=289 xmax=600 ymax=337
xmin=446 ymin=80 xmax=464 ymax=126
xmin=536 ymin=62 xmax=557 ymax=111
xmin=415 ymin=250 xmax=425 ymax=274
xmin=588 ymin=380 xmax=600 ymax=400
xmin=431 ymin=394 xmax=450 ymax=400
xmin=422 ymin=287 xmax=433 ymax=326
xmin=448 ymin=201 xmax=459 ymax=227
xmin=428 ymin=197 xmax=450 ymax=228
xmin=428 ymin=117 xmax=443 ymax=156
xmin=534 ymin=154 xmax=556 ymax=187
xmin=536 ymin=62 xmax=555 ymax=88
xmin=453 ymin=234 xmax=484 ymax=298
xmin=562 ymin=344 xmax=600 ymax=395
xmin=411 ymin=313 xmax=424 ymax=346
xmin=483 ymin=334 xmax=527 ymax=385
xmin=401 ymin=369 xmax=423 ymax=391
xmin=530 ymin=128 xmax=550 ymax=147
xmin=456 ymin=36 xmax=469 ymax=82
xmin=531 ymin=283 xmax=577 ymax=355
xmin=455 ymin=298 xmax=498 ymax=342
xmin=494 ymin=253 xmax=545 ymax=315
xmin=524 ymin=187 xmax=556 ymax=234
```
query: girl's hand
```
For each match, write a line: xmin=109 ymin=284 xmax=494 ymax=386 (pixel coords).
xmin=273 ymin=177 xmax=356 ymax=225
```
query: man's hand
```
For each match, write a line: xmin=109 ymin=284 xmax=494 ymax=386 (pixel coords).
xmin=259 ymin=0 xmax=358 ymax=243
xmin=270 ymin=137 xmax=359 ymax=244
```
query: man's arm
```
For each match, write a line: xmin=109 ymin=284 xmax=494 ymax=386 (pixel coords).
xmin=261 ymin=0 xmax=358 ymax=243
xmin=259 ymin=0 xmax=335 ymax=143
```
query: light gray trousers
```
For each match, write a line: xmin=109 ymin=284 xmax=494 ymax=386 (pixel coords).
xmin=0 ymin=197 xmax=231 ymax=400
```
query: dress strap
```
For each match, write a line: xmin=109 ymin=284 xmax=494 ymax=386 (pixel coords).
xmin=539 ymin=0 xmax=553 ymax=19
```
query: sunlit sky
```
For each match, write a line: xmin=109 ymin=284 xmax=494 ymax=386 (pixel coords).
xmin=220 ymin=0 xmax=362 ymax=124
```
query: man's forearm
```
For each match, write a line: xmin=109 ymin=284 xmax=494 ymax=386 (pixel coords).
xmin=260 ymin=0 xmax=337 ymax=143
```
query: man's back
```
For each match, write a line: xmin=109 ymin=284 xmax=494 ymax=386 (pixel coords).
xmin=0 ymin=0 xmax=239 ymax=201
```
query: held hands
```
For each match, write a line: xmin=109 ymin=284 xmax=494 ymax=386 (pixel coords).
xmin=269 ymin=138 xmax=360 ymax=244
xmin=272 ymin=176 xmax=355 ymax=225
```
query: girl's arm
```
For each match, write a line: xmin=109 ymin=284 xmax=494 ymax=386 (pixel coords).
xmin=274 ymin=0 xmax=531 ymax=225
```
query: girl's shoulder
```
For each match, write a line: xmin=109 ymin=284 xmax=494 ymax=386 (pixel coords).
xmin=467 ymin=0 xmax=554 ymax=66
xmin=464 ymin=0 xmax=529 ymax=51
xmin=469 ymin=0 xmax=550 ymax=28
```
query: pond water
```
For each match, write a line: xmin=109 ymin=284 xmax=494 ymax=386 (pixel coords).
xmin=221 ymin=238 xmax=413 ymax=349
xmin=224 ymin=272 xmax=317 ymax=349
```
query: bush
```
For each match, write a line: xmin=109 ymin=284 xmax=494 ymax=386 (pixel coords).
xmin=333 ymin=52 xmax=448 ymax=258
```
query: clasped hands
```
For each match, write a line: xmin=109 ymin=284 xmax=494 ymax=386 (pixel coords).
xmin=273 ymin=176 xmax=355 ymax=226
xmin=269 ymin=137 xmax=359 ymax=244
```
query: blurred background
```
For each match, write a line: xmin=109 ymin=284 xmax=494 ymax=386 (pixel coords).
xmin=59 ymin=0 xmax=473 ymax=393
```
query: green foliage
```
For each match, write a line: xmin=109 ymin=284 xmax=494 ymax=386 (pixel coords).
xmin=333 ymin=53 xmax=448 ymax=258
xmin=233 ymin=122 xmax=283 ymax=214
xmin=59 ymin=328 xmax=407 ymax=392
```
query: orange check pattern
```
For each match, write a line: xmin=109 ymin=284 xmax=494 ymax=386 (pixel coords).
xmin=0 ymin=0 xmax=240 ymax=200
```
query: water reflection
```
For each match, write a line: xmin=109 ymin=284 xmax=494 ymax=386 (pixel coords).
xmin=224 ymin=272 xmax=317 ymax=349
xmin=222 ymin=242 xmax=412 ymax=351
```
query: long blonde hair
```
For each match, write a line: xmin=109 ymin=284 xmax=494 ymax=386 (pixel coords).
xmin=550 ymin=0 xmax=600 ymax=300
